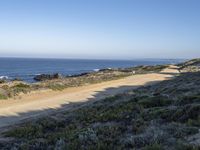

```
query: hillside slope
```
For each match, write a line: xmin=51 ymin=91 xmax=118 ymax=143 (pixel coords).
xmin=1 ymin=64 xmax=200 ymax=150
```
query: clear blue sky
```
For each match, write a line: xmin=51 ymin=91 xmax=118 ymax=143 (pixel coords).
xmin=0 ymin=0 xmax=199 ymax=59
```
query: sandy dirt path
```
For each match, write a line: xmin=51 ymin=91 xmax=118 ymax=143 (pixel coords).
xmin=0 ymin=66 xmax=178 ymax=128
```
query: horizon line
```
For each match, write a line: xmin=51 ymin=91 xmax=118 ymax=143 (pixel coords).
xmin=0 ymin=56 xmax=188 ymax=61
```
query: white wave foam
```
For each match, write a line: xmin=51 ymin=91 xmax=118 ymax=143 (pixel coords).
xmin=0 ymin=76 xmax=9 ymax=80
xmin=93 ymin=69 xmax=100 ymax=72
xmin=33 ymin=73 xmax=41 ymax=76
xmin=28 ymin=73 xmax=41 ymax=76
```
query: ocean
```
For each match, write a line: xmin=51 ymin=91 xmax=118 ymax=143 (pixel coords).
xmin=0 ymin=58 xmax=183 ymax=82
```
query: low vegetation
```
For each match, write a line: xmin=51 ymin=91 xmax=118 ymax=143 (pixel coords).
xmin=178 ymin=58 xmax=200 ymax=72
xmin=0 ymin=83 xmax=33 ymax=99
xmin=1 ymin=71 xmax=200 ymax=149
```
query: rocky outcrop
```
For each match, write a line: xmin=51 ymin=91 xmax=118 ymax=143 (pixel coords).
xmin=34 ymin=73 xmax=63 ymax=81
xmin=12 ymin=78 xmax=23 ymax=81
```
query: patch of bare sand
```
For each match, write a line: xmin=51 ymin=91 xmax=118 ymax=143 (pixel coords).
xmin=0 ymin=66 xmax=178 ymax=129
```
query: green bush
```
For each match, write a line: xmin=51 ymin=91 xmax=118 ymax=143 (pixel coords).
xmin=48 ymin=84 xmax=65 ymax=91
xmin=14 ymin=83 xmax=30 ymax=88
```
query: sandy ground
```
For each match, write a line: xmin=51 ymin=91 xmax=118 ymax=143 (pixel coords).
xmin=0 ymin=66 xmax=178 ymax=129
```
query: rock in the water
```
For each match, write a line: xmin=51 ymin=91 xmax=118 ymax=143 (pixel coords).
xmin=12 ymin=78 xmax=23 ymax=81
xmin=34 ymin=73 xmax=62 ymax=81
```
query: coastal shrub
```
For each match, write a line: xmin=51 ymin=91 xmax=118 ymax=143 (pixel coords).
xmin=175 ymin=142 xmax=199 ymax=150
xmin=132 ymin=118 xmax=146 ymax=134
xmin=174 ymin=126 xmax=199 ymax=138
xmin=101 ymin=95 xmax=122 ymax=103
xmin=97 ymin=101 xmax=142 ymax=122
xmin=13 ymin=83 xmax=30 ymax=88
xmin=138 ymin=96 xmax=173 ymax=108
xmin=1 ymin=85 xmax=9 ymax=89
xmin=5 ymin=118 xmax=66 ymax=140
xmin=142 ymin=107 xmax=175 ymax=121
xmin=175 ymin=95 xmax=200 ymax=106
xmin=170 ymin=105 xmax=200 ymax=122
xmin=75 ymin=99 xmax=142 ymax=123
xmin=0 ymin=93 xmax=7 ymax=99
xmin=143 ymin=143 xmax=164 ymax=150
xmin=5 ymin=124 xmax=43 ymax=139
xmin=134 ymin=65 xmax=168 ymax=74
xmin=47 ymin=84 xmax=66 ymax=91
xmin=187 ymin=117 xmax=200 ymax=127
xmin=9 ymin=83 xmax=32 ymax=95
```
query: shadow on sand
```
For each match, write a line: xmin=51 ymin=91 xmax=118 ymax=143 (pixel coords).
xmin=0 ymin=75 xmax=175 ymax=132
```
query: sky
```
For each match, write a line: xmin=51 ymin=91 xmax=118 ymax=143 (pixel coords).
xmin=0 ymin=0 xmax=199 ymax=59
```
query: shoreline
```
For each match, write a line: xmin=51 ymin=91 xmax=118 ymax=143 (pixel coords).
xmin=0 ymin=64 xmax=171 ymax=100
xmin=1 ymin=65 xmax=165 ymax=83
xmin=0 ymin=57 xmax=183 ymax=83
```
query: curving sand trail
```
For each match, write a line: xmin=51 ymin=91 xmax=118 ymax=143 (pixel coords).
xmin=0 ymin=66 xmax=178 ymax=129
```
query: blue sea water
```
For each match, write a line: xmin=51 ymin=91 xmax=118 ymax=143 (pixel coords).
xmin=0 ymin=58 xmax=184 ymax=82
